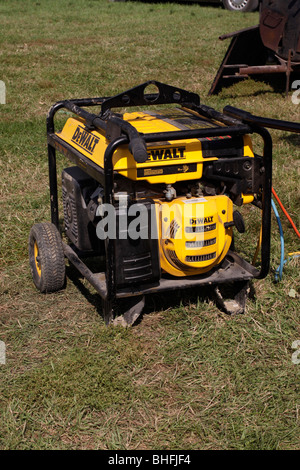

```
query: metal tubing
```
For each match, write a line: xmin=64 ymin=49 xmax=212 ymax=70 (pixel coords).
xmin=222 ymin=106 xmax=274 ymax=279
xmin=253 ymin=125 xmax=272 ymax=280
xmin=142 ymin=125 xmax=251 ymax=144
xmin=186 ymin=103 xmax=246 ymax=128
xmin=46 ymin=98 xmax=109 ymax=231
xmin=63 ymin=243 xmax=107 ymax=298
xmin=238 ymin=65 xmax=287 ymax=75
xmin=63 ymin=100 xmax=107 ymax=132
xmin=103 ymin=136 xmax=128 ymax=302
xmin=224 ymin=106 xmax=300 ymax=134
xmin=48 ymin=143 xmax=59 ymax=228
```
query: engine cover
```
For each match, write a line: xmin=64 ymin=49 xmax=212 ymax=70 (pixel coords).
xmin=62 ymin=166 xmax=102 ymax=253
xmin=156 ymin=195 xmax=233 ymax=277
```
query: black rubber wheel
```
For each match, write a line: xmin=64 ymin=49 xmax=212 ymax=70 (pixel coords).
xmin=29 ymin=222 xmax=66 ymax=293
xmin=223 ymin=0 xmax=259 ymax=11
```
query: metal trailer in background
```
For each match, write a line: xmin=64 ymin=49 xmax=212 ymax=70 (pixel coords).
xmin=209 ymin=0 xmax=300 ymax=96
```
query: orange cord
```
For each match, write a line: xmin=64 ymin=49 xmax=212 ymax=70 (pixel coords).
xmin=272 ymin=187 xmax=300 ymax=239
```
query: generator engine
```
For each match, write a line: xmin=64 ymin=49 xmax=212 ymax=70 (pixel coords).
xmin=60 ymin=159 xmax=248 ymax=284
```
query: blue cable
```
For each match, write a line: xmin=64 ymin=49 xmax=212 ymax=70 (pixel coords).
xmin=275 ymin=255 xmax=300 ymax=281
xmin=271 ymin=198 xmax=285 ymax=282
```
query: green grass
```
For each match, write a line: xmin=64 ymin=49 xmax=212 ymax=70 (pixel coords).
xmin=0 ymin=0 xmax=299 ymax=450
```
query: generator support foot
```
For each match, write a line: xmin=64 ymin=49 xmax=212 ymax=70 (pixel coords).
xmin=213 ymin=281 xmax=250 ymax=315
xmin=112 ymin=295 xmax=145 ymax=327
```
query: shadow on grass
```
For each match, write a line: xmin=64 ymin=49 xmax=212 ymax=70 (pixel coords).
xmin=66 ymin=261 xmax=257 ymax=326
xmin=281 ymin=133 xmax=300 ymax=147
xmin=216 ymin=72 xmax=300 ymax=99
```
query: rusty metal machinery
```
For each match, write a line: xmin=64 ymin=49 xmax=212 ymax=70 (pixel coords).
xmin=209 ymin=0 xmax=300 ymax=96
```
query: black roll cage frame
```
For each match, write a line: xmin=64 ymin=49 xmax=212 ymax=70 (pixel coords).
xmin=45 ymin=81 xmax=277 ymax=304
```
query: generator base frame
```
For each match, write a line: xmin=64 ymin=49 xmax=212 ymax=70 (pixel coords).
xmin=45 ymin=81 xmax=273 ymax=325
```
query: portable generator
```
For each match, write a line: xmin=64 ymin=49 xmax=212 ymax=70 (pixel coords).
xmin=28 ymin=81 xmax=274 ymax=325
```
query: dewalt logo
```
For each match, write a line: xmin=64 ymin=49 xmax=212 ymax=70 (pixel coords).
xmin=190 ymin=216 xmax=214 ymax=225
xmin=147 ymin=146 xmax=186 ymax=162
xmin=71 ymin=125 xmax=99 ymax=155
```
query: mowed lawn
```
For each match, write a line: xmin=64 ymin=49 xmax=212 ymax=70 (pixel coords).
xmin=0 ymin=0 xmax=299 ymax=450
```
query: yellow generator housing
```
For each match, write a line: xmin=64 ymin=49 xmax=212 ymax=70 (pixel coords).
xmin=157 ymin=196 xmax=233 ymax=277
